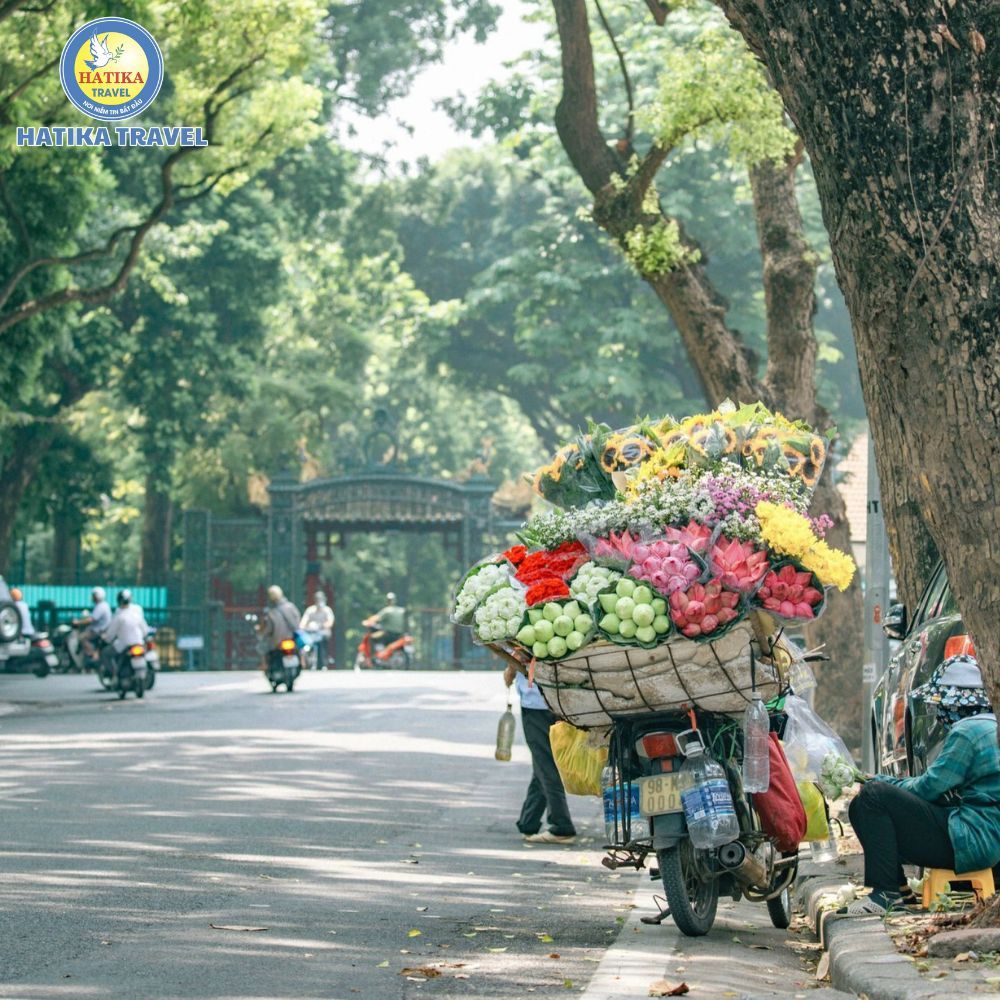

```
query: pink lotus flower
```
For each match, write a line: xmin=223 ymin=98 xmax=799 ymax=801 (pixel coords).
xmin=668 ymin=578 xmax=740 ymax=637
xmin=631 ymin=536 xmax=703 ymax=595
xmin=756 ymin=564 xmax=824 ymax=619
xmin=710 ymin=537 xmax=770 ymax=594
xmin=593 ymin=530 xmax=639 ymax=563
xmin=664 ymin=520 xmax=712 ymax=554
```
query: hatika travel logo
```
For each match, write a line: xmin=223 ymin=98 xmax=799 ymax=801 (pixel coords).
xmin=16 ymin=16 xmax=206 ymax=148
xmin=60 ymin=16 xmax=163 ymax=122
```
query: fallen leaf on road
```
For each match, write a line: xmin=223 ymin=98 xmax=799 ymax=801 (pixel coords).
xmin=209 ymin=924 xmax=268 ymax=932
xmin=749 ymin=944 xmax=771 ymax=950
xmin=376 ymin=961 xmax=389 ymax=968
xmin=648 ymin=981 xmax=689 ymax=997
xmin=563 ymin=980 xmax=574 ymax=989
xmin=548 ymin=953 xmax=561 ymax=960
xmin=473 ymin=926 xmax=502 ymax=931
xmin=417 ymin=906 xmax=428 ymax=912
xmin=407 ymin=929 xmax=422 ymax=938
xmin=488 ymin=947 xmax=507 ymax=953
xmin=455 ymin=973 xmax=470 ymax=979
xmin=537 ymin=933 xmax=554 ymax=942
xmin=815 ymin=953 xmax=830 ymax=981
xmin=399 ymin=967 xmax=441 ymax=979
xmin=954 ymin=952 xmax=972 ymax=962
xmin=462 ymin=932 xmax=477 ymax=938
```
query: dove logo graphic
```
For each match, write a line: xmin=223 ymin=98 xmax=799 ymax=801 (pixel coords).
xmin=60 ymin=17 xmax=163 ymax=122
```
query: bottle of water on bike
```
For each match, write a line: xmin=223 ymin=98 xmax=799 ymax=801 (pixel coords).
xmin=680 ymin=744 xmax=739 ymax=849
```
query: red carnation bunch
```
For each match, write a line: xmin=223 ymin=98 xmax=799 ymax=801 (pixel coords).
xmin=502 ymin=544 xmax=527 ymax=566
xmin=525 ymin=578 xmax=571 ymax=607
xmin=515 ymin=540 xmax=587 ymax=586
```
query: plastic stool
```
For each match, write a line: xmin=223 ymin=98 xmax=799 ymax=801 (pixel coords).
xmin=922 ymin=867 xmax=996 ymax=908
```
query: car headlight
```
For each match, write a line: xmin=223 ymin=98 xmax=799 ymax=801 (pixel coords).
xmin=0 ymin=605 xmax=20 ymax=641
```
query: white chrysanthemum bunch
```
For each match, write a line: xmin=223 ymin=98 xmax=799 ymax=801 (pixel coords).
xmin=818 ymin=751 xmax=862 ymax=800
xmin=454 ymin=562 xmax=510 ymax=622
xmin=472 ymin=586 xmax=527 ymax=643
xmin=570 ymin=561 xmax=622 ymax=605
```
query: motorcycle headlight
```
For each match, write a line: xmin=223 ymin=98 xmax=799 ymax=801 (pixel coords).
xmin=0 ymin=605 xmax=20 ymax=641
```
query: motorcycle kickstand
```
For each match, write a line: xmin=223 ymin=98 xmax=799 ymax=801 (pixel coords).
xmin=639 ymin=894 xmax=671 ymax=925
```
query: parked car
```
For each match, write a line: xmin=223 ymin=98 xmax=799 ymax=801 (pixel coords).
xmin=871 ymin=561 xmax=973 ymax=778
xmin=0 ymin=574 xmax=31 ymax=668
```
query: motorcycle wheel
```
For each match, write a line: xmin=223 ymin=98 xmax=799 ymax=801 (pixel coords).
xmin=270 ymin=680 xmax=279 ymax=693
xmin=286 ymin=678 xmax=295 ymax=692
xmin=32 ymin=663 xmax=50 ymax=678
xmin=98 ymin=669 xmax=113 ymax=690
xmin=657 ymin=843 xmax=718 ymax=937
xmin=766 ymin=886 xmax=792 ymax=929
xmin=145 ymin=667 xmax=155 ymax=690
xmin=136 ymin=683 xmax=144 ymax=699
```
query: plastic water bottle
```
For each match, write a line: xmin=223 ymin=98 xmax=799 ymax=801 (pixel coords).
xmin=601 ymin=766 xmax=650 ymax=843
xmin=810 ymin=829 xmax=839 ymax=863
xmin=495 ymin=704 xmax=515 ymax=761
xmin=742 ymin=693 xmax=771 ymax=793
xmin=680 ymin=746 xmax=739 ymax=849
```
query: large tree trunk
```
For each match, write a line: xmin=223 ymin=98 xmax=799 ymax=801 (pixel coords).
xmin=549 ymin=0 xmax=865 ymax=727
xmin=713 ymin=0 xmax=1000 ymax=721
xmin=138 ymin=468 xmax=173 ymax=585
xmin=52 ymin=507 xmax=82 ymax=584
xmin=0 ymin=422 xmax=58 ymax=572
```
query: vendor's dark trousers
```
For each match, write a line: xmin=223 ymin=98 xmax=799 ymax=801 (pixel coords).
xmin=517 ymin=707 xmax=576 ymax=837
xmin=848 ymin=781 xmax=955 ymax=891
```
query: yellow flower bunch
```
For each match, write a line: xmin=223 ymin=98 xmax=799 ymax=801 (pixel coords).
xmin=755 ymin=501 xmax=817 ymax=559
xmin=755 ymin=501 xmax=856 ymax=591
xmin=800 ymin=541 xmax=856 ymax=592
xmin=622 ymin=450 xmax=684 ymax=497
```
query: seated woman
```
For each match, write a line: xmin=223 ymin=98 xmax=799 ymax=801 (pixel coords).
xmin=847 ymin=653 xmax=1000 ymax=916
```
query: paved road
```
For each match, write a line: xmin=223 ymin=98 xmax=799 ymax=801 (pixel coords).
xmin=0 ymin=672 xmax=825 ymax=999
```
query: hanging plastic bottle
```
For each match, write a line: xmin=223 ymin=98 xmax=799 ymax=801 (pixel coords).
xmin=495 ymin=697 xmax=515 ymax=762
xmin=742 ymin=691 xmax=771 ymax=793
xmin=680 ymin=745 xmax=740 ymax=850
xmin=601 ymin=766 xmax=651 ymax=843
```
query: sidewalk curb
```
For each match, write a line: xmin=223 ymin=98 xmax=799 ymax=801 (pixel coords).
xmin=795 ymin=872 xmax=952 ymax=1000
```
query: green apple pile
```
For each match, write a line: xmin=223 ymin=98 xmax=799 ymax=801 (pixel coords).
xmin=516 ymin=600 xmax=595 ymax=659
xmin=596 ymin=576 xmax=671 ymax=646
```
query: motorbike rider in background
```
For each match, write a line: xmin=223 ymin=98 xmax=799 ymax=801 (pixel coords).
xmin=260 ymin=585 xmax=301 ymax=663
xmin=100 ymin=590 xmax=150 ymax=680
xmin=74 ymin=587 xmax=112 ymax=662
xmin=299 ymin=590 xmax=334 ymax=669
xmin=9 ymin=587 xmax=34 ymax=638
xmin=372 ymin=592 xmax=406 ymax=645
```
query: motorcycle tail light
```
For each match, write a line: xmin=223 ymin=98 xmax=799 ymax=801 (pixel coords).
xmin=129 ymin=644 xmax=145 ymax=656
xmin=279 ymin=639 xmax=296 ymax=653
xmin=943 ymin=634 xmax=975 ymax=659
xmin=636 ymin=732 xmax=679 ymax=759
xmin=146 ymin=640 xmax=156 ymax=650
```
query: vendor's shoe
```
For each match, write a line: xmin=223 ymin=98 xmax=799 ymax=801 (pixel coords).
xmin=845 ymin=890 xmax=900 ymax=917
xmin=524 ymin=831 xmax=576 ymax=844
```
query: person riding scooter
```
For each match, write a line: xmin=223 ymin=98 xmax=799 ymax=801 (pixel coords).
xmin=299 ymin=590 xmax=334 ymax=669
xmin=100 ymin=590 xmax=150 ymax=682
xmin=371 ymin=592 xmax=406 ymax=645
xmin=9 ymin=588 xmax=34 ymax=638
xmin=260 ymin=585 xmax=301 ymax=663
xmin=73 ymin=587 xmax=112 ymax=664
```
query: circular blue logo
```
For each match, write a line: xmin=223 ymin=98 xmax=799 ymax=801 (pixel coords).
xmin=60 ymin=17 xmax=164 ymax=122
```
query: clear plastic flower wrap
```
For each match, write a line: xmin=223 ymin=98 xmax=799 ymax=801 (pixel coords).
xmin=781 ymin=694 xmax=855 ymax=782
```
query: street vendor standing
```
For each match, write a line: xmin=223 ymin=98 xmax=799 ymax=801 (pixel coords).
xmin=846 ymin=654 xmax=1000 ymax=915
xmin=503 ymin=663 xmax=577 ymax=844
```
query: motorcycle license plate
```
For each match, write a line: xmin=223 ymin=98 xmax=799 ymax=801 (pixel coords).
xmin=44 ymin=653 xmax=59 ymax=667
xmin=638 ymin=772 xmax=686 ymax=816
xmin=282 ymin=655 xmax=298 ymax=668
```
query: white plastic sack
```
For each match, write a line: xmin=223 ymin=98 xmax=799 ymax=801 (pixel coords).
xmin=782 ymin=694 xmax=854 ymax=781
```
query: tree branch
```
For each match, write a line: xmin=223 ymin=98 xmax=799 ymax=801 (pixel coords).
xmin=593 ymin=0 xmax=635 ymax=145
xmin=0 ymin=55 xmax=58 ymax=123
xmin=0 ymin=55 xmax=264 ymax=336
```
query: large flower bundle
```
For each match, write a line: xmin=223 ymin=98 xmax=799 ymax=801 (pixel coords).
xmin=453 ymin=401 xmax=856 ymax=662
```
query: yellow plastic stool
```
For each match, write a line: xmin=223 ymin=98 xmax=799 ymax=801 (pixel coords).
xmin=922 ymin=867 xmax=996 ymax=908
